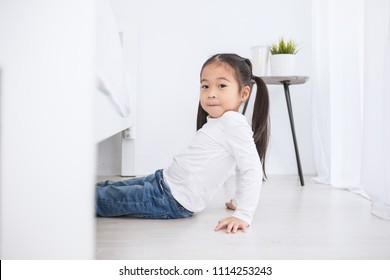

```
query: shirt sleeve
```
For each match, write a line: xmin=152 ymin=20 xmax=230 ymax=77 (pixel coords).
xmin=224 ymin=115 xmax=263 ymax=225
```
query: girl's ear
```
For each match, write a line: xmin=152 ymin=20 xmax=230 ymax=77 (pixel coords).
xmin=241 ymin=86 xmax=251 ymax=101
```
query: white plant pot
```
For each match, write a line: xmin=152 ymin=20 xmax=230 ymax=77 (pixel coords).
xmin=270 ymin=54 xmax=296 ymax=76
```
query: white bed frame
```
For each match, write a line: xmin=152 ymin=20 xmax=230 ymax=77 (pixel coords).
xmin=95 ymin=29 xmax=138 ymax=177
xmin=95 ymin=90 xmax=135 ymax=176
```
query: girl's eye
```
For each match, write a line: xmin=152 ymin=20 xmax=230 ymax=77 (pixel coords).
xmin=218 ymin=84 xmax=227 ymax=88
xmin=201 ymin=85 xmax=209 ymax=89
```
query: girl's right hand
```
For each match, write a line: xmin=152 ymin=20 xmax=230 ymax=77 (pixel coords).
xmin=225 ymin=199 xmax=236 ymax=210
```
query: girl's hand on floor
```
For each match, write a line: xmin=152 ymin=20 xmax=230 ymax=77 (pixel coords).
xmin=225 ymin=199 xmax=236 ymax=210
xmin=214 ymin=216 xmax=248 ymax=233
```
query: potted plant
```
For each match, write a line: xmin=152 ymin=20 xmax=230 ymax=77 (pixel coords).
xmin=269 ymin=38 xmax=298 ymax=76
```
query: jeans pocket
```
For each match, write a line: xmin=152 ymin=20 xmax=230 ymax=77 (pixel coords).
xmin=178 ymin=207 xmax=193 ymax=218
xmin=170 ymin=198 xmax=193 ymax=218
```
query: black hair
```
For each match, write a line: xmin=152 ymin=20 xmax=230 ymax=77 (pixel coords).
xmin=197 ymin=53 xmax=270 ymax=179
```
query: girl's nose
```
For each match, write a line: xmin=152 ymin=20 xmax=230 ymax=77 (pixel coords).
xmin=208 ymin=90 xmax=217 ymax=98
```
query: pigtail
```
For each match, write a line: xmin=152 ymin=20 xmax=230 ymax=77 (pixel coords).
xmin=196 ymin=102 xmax=208 ymax=130
xmin=251 ymin=76 xmax=270 ymax=180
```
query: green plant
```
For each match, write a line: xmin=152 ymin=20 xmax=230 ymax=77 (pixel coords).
xmin=269 ymin=38 xmax=298 ymax=55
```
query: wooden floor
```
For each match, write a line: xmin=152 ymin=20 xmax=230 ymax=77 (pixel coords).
xmin=95 ymin=175 xmax=390 ymax=260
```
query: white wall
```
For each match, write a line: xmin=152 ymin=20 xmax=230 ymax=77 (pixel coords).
xmin=0 ymin=0 xmax=96 ymax=259
xmin=98 ymin=0 xmax=315 ymax=176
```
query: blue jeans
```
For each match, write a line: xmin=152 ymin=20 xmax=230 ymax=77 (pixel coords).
xmin=96 ymin=169 xmax=193 ymax=219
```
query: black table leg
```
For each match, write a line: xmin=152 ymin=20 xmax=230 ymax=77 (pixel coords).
xmin=282 ymin=82 xmax=305 ymax=186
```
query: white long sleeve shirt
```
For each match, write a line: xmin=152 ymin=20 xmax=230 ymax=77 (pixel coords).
xmin=163 ymin=111 xmax=263 ymax=225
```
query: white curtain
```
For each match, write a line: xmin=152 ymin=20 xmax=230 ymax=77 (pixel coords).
xmin=361 ymin=0 xmax=390 ymax=220
xmin=312 ymin=0 xmax=390 ymax=220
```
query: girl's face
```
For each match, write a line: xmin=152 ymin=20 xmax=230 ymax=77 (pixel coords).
xmin=200 ymin=62 xmax=250 ymax=118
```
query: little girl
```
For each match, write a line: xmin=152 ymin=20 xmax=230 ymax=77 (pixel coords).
xmin=96 ymin=53 xmax=270 ymax=233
